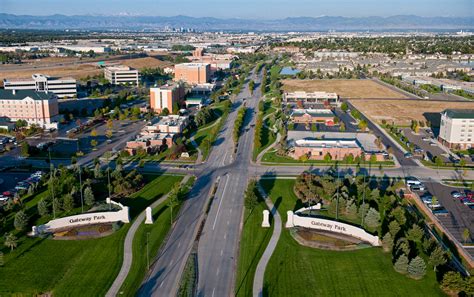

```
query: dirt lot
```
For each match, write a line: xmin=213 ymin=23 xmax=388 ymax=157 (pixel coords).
xmin=350 ymin=99 xmax=474 ymax=126
xmin=282 ymin=79 xmax=408 ymax=99
xmin=0 ymin=56 xmax=173 ymax=83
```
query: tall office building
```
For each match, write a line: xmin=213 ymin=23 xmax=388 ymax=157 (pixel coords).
xmin=439 ymin=109 xmax=474 ymax=149
xmin=150 ymin=83 xmax=185 ymax=114
xmin=174 ymin=63 xmax=210 ymax=85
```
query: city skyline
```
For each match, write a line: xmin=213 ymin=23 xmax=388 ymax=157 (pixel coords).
xmin=2 ymin=0 xmax=473 ymax=18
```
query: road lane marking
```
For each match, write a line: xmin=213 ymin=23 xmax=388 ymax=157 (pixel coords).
xmin=212 ymin=288 xmax=215 ymax=297
xmin=227 ymin=220 xmax=230 ymax=225
xmin=212 ymin=174 xmax=230 ymax=230
xmin=230 ymin=209 xmax=233 ymax=214
xmin=216 ymin=268 xmax=220 ymax=276
xmin=221 ymin=249 xmax=224 ymax=256
xmin=159 ymin=282 xmax=163 ymax=288
xmin=224 ymin=232 xmax=227 ymax=239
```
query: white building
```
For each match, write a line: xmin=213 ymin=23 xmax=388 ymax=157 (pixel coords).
xmin=104 ymin=66 xmax=139 ymax=86
xmin=439 ymin=109 xmax=474 ymax=150
xmin=283 ymin=91 xmax=339 ymax=107
xmin=3 ymin=74 xmax=77 ymax=98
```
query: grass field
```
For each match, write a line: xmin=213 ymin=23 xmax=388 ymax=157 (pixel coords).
xmin=235 ymin=201 xmax=274 ymax=297
xmin=0 ymin=174 xmax=182 ymax=296
xmin=351 ymin=99 xmax=474 ymax=126
xmin=260 ymin=179 xmax=445 ymax=297
xmin=282 ymin=79 xmax=407 ymax=99
xmin=119 ymin=176 xmax=191 ymax=295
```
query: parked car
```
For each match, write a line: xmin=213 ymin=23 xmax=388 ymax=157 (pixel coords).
xmin=404 ymin=152 xmax=413 ymax=159
xmin=422 ymin=137 xmax=430 ymax=141
xmin=429 ymin=142 xmax=438 ymax=146
xmin=411 ymin=184 xmax=425 ymax=191
xmin=451 ymin=191 xmax=464 ymax=199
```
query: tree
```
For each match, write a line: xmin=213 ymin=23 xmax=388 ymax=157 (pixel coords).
xmin=358 ymin=119 xmax=368 ymax=131
xmin=311 ymin=123 xmax=317 ymax=132
xmin=408 ymin=256 xmax=426 ymax=280
xmin=339 ymin=122 xmax=346 ymax=132
xmin=407 ymin=224 xmax=424 ymax=243
xmin=84 ymin=187 xmax=95 ymax=206
xmin=63 ymin=193 xmax=75 ymax=212
xmin=90 ymin=129 xmax=98 ymax=137
xmin=364 ymin=207 xmax=381 ymax=230
xmin=435 ymin=156 xmax=443 ymax=168
xmin=341 ymin=102 xmax=348 ymax=112
xmin=106 ymin=129 xmax=113 ymax=139
xmin=90 ymin=139 xmax=98 ymax=149
xmin=167 ymin=183 xmax=180 ymax=225
xmin=244 ymin=180 xmax=259 ymax=210
xmin=462 ymin=228 xmax=470 ymax=244
xmin=429 ymin=246 xmax=447 ymax=271
xmin=38 ymin=199 xmax=49 ymax=217
xmin=382 ymin=232 xmax=394 ymax=253
xmin=4 ymin=233 xmax=18 ymax=251
xmin=14 ymin=210 xmax=28 ymax=231
xmin=394 ymin=254 xmax=409 ymax=274
xmin=20 ymin=142 xmax=30 ymax=157
xmin=441 ymin=271 xmax=465 ymax=295
xmin=161 ymin=107 xmax=170 ymax=116
xmin=324 ymin=152 xmax=332 ymax=162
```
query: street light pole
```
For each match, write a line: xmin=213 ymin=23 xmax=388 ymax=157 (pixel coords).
xmin=146 ymin=232 xmax=150 ymax=271
xmin=78 ymin=165 xmax=84 ymax=213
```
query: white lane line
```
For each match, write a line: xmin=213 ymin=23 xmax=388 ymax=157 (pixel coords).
xmin=178 ymin=242 xmax=181 ymax=248
xmin=159 ymin=281 xmax=164 ymax=288
xmin=216 ymin=267 xmax=220 ymax=276
xmin=212 ymin=175 xmax=230 ymax=230
xmin=221 ymin=249 xmax=224 ymax=256
xmin=230 ymin=208 xmax=233 ymax=214
xmin=221 ymin=151 xmax=228 ymax=167
xmin=170 ymin=259 xmax=174 ymax=266
xmin=212 ymin=288 xmax=215 ymax=297
xmin=227 ymin=220 xmax=230 ymax=225
xmin=224 ymin=232 xmax=227 ymax=239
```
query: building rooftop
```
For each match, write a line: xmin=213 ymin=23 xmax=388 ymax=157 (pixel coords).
xmin=0 ymin=89 xmax=56 ymax=100
xmin=105 ymin=65 xmax=136 ymax=71
xmin=442 ymin=109 xmax=474 ymax=119
xmin=175 ymin=62 xmax=210 ymax=68
xmin=294 ymin=138 xmax=360 ymax=149
xmin=290 ymin=108 xmax=334 ymax=117
xmin=4 ymin=74 xmax=75 ymax=82
xmin=288 ymin=131 xmax=383 ymax=152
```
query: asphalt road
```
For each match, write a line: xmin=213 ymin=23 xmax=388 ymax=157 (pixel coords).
xmin=139 ymin=69 xmax=262 ymax=296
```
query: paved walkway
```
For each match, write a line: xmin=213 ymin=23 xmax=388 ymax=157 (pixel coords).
xmin=253 ymin=183 xmax=282 ymax=297
xmin=255 ymin=133 xmax=281 ymax=164
xmin=106 ymin=175 xmax=191 ymax=297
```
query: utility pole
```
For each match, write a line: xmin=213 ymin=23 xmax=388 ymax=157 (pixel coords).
xmin=78 ymin=165 xmax=84 ymax=213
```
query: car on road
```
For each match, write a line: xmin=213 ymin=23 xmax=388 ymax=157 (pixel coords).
xmin=406 ymin=176 xmax=421 ymax=186
xmin=404 ymin=152 xmax=413 ymax=159
xmin=451 ymin=191 xmax=463 ymax=199
xmin=429 ymin=142 xmax=438 ymax=146
xmin=422 ymin=137 xmax=431 ymax=141
xmin=410 ymin=184 xmax=425 ymax=191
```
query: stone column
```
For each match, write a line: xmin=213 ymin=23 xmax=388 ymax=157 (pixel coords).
xmin=285 ymin=210 xmax=295 ymax=228
xmin=145 ymin=207 xmax=153 ymax=224
xmin=262 ymin=210 xmax=270 ymax=227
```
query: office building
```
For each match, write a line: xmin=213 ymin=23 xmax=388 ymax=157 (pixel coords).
xmin=3 ymin=74 xmax=77 ymax=98
xmin=104 ymin=66 xmax=139 ymax=86
xmin=289 ymin=109 xmax=335 ymax=126
xmin=283 ymin=91 xmax=339 ymax=108
xmin=149 ymin=83 xmax=186 ymax=113
xmin=174 ymin=63 xmax=210 ymax=85
xmin=439 ymin=109 xmax=474 ymax=149
xmin=0 ymin=90 xmax=59 ymax=129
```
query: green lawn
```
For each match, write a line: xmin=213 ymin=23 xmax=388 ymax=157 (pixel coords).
xmin=260 ymin=179 xmax=445 ymax=297
xmin=0 ymin=174 xmax=183 ymax=296
xmin=119 ymin=176 xmax=193 ymax=295
xmin=235 ymin=202 xmax=274 ymax=297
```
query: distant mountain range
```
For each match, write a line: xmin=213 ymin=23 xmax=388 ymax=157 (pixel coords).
xmin=0 ymin=14 xmax=473 ymax=31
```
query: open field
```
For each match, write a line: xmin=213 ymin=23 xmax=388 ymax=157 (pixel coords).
xmin=0 ymin=56 xmax=173 ymax=82
xmin=351 ymin=99 xmax=474 ymax=126
xmin=282 ymin=79 xmax=408 ymax=99
xmin=260 ymin=179 xmax=444 ymax=297
xmin=0 ymin=174 xmax=181 ymax=296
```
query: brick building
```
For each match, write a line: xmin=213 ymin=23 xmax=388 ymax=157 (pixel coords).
xmin=150 ymin=83 xmax=186 ymax=113
xmin=174 ymin=63 xmax=211 ymax=84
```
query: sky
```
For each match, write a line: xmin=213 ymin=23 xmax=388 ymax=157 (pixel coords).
xmin=1 ymin=0 xmax=473 ymax=19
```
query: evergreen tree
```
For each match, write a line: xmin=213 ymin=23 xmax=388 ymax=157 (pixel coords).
xmin=441 ymin=272 xmax=465 ymax=295
xmin=14 ymin=210 xmax=28 ymax=231
xmin=388 ymin=220 xmax=401 ymax=237
xmin=396 ymin=237 xmax=411 ymax=256
xmin=0 ymin=251 xmax=4 ymax=266
xmin=382 ymin=232 xmax=394 ymax=253
xmin=429 ymin=246 xmax=447 ymax=271
xmin=407 ymin=224 xmax=424 ymax=243
xmin=394 ymin=254 xmax=409 ymax=274
xmin=63 ymin=193 xmax=75 ymax=212
xmin=346 ymin=199 xmax=358 ymax=219
xmin=364 ymin=207 xmax=381 ymax=229
xmin=84 ymin=187 xmax=95 ymax=207
xmin=37 ymin=199 xmax=49 ymax=217
xmin=408 ymin=256 xmax=426 ymax=279
xmin=244 ymin=180 xmax=259 ymax=210
xmin=94 ymin=163 xmax=102 ymax=179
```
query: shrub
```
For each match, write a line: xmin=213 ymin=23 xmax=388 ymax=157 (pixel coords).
xmin=408 ymin=256 xmax=426 ymax=280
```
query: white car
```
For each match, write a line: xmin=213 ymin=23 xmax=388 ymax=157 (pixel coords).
xmin=422 ymin=137 xmax=430 ymax=141
xmin=430 ymin=142 xmax=438 ymax=146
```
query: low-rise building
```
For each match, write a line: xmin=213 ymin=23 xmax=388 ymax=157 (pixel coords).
xmin=149 ymin=83 xmax=186 ymax=113
xmin=125 ymin=133 xmax=174 ymax=155
xmin=144 ymin=115 xmax=188 ymax=134
xmin=104 ymin=66 xmax=139 ymax=86
xmin=174 ymin=63 xmax=211 ymax=84
xmin=289 ymin=109 xmax=335 ymax=126
xmin=287 ymin=131 xmax=385 ymax=161
xmin=439 ymin=109 xmax=474 ymax=150
xmin=0 ymin=89 xmax=59 ymax=129
xmin=283 ymin=91 xmax=339 ymax=107
xmin=3 ymin=74 xmax=77 ymax=98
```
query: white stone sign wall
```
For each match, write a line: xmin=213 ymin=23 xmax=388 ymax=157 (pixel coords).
xmin=286 ymin=211 xmax=380 ymax=246
xmin=33 ymin=201 xmax=130 ymax=235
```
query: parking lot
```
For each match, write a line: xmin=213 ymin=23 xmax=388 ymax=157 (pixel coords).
xmin=402 ymin=128 xmax=452 ymax=162
xmin=411 ymin=180 xmax=474 ymax=256
xmin=0 ymin=172 xmax=32 ymax=193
